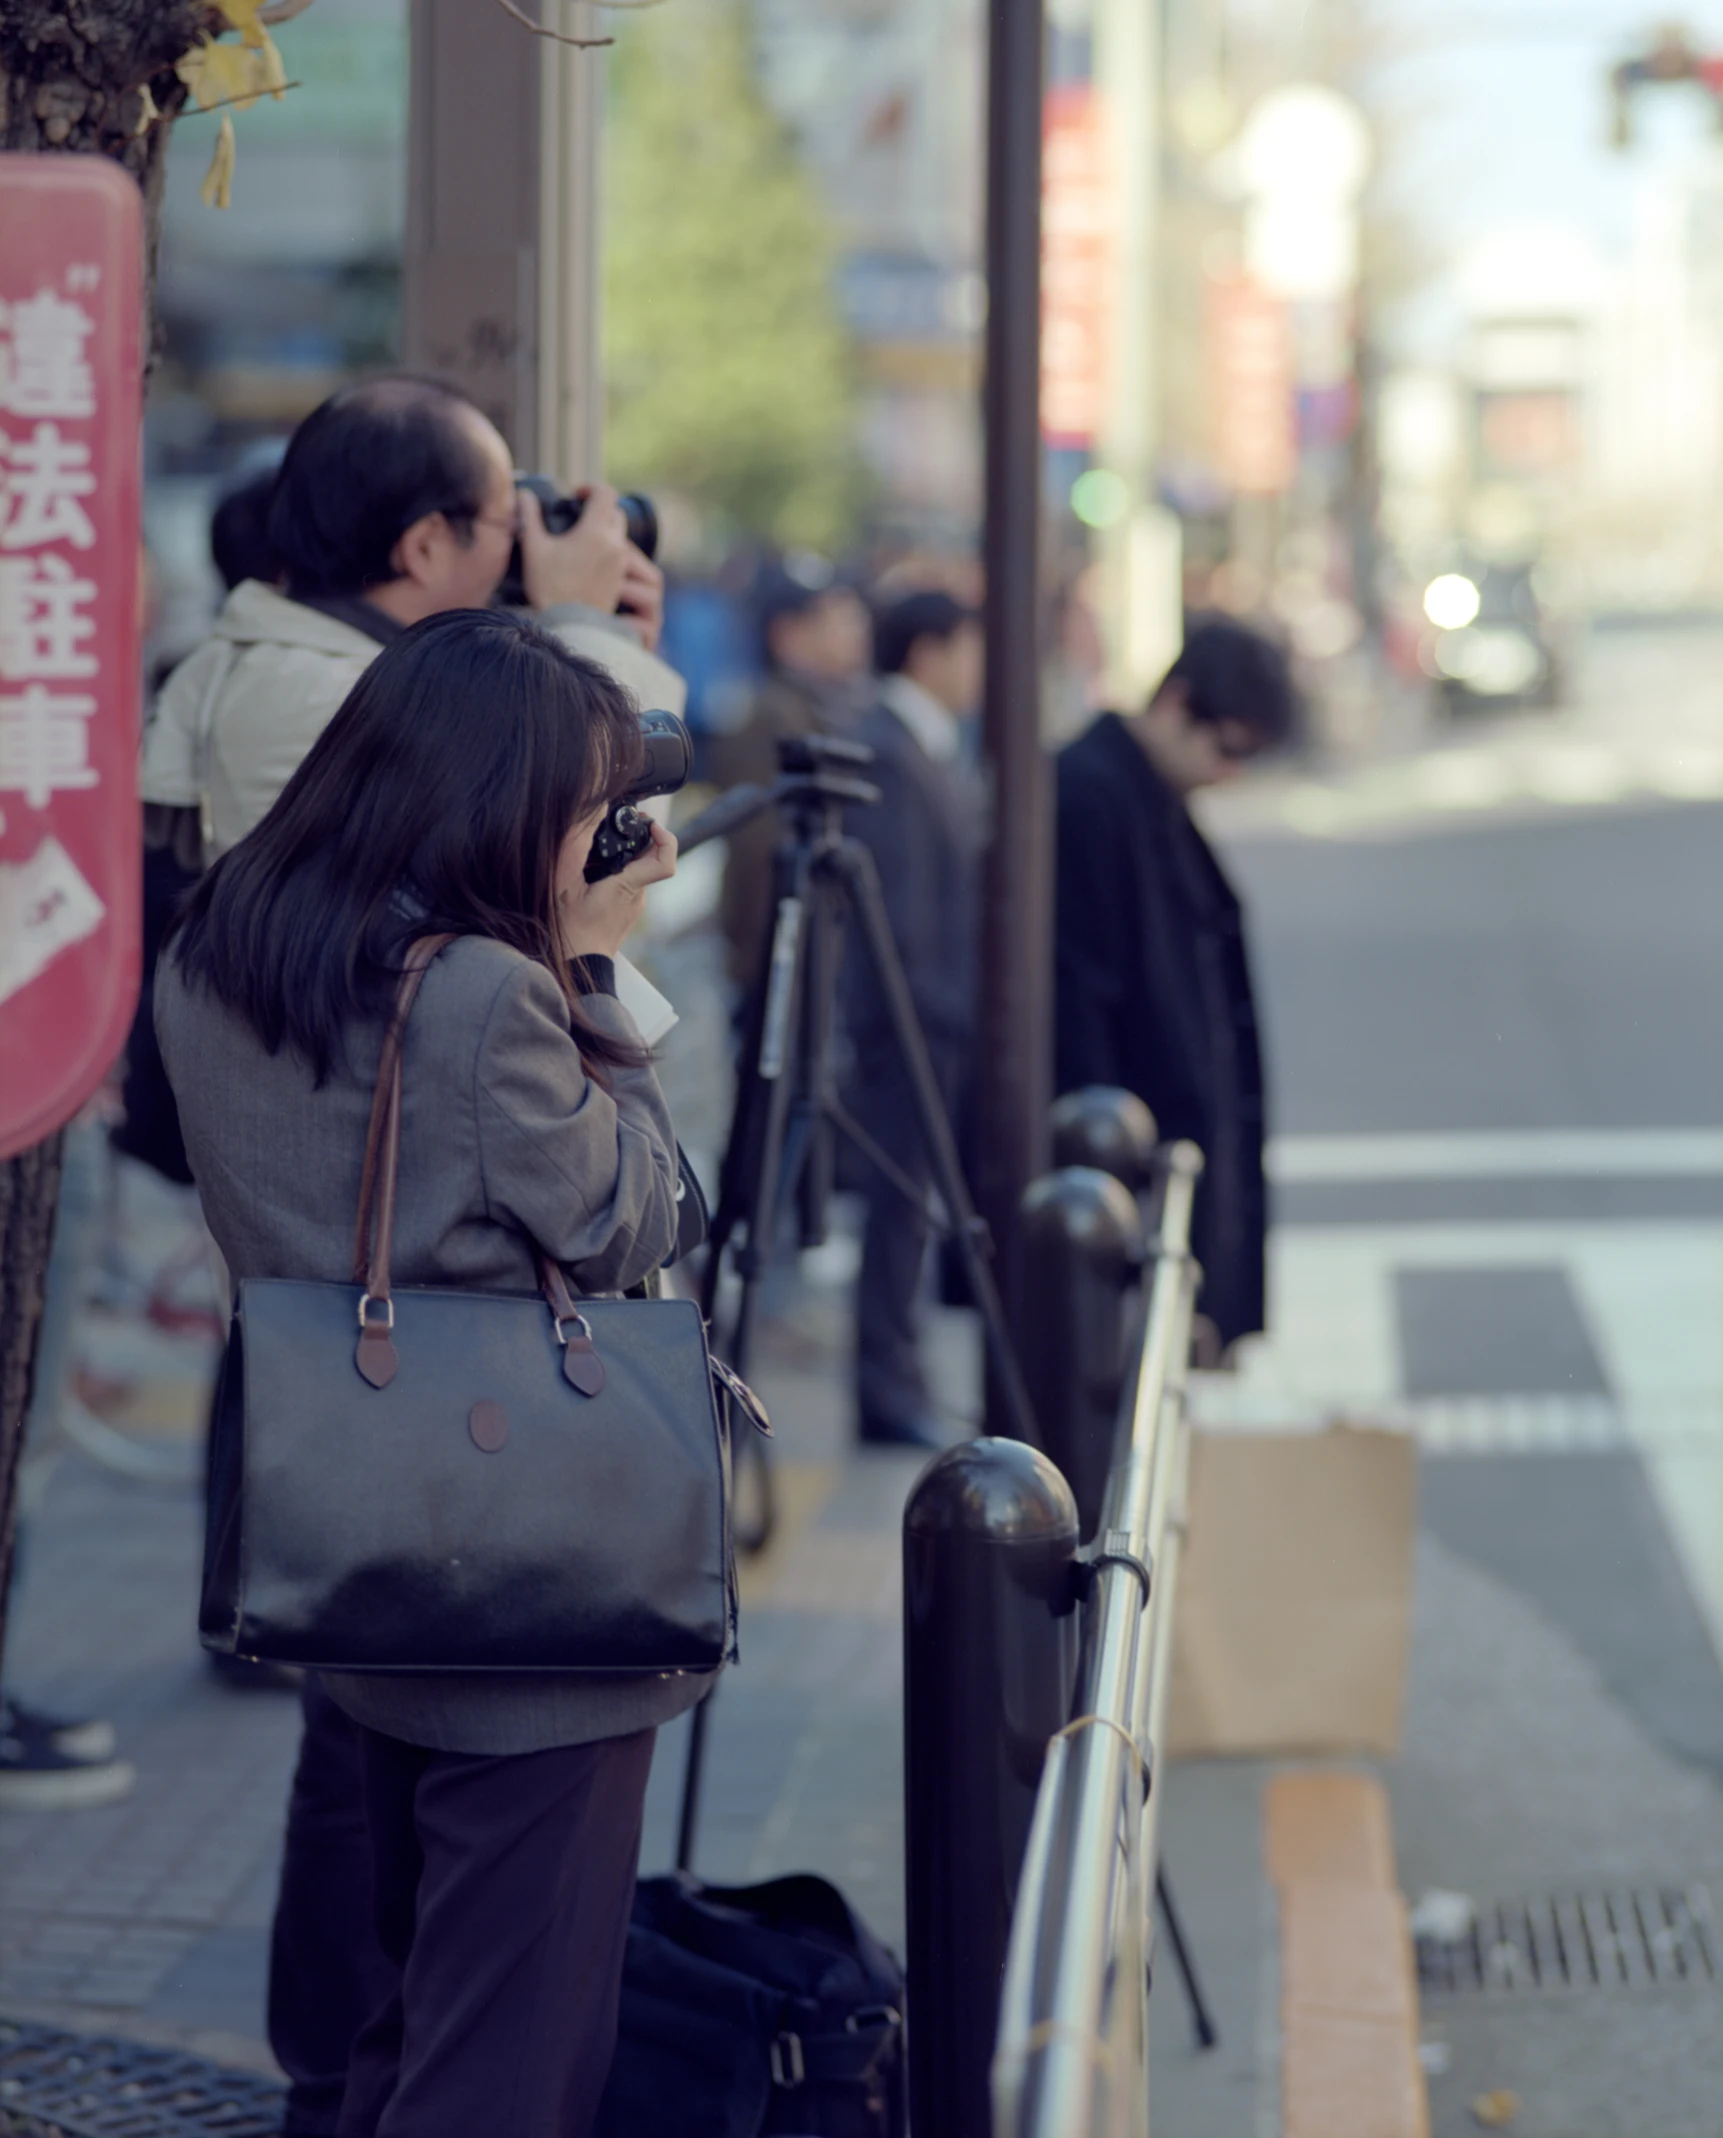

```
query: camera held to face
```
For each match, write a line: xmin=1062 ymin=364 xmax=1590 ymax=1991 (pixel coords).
xmin=584 ymin=709 xmax=693 ymax=882
xmin=496 ymin=476 xmax=658 ymax=611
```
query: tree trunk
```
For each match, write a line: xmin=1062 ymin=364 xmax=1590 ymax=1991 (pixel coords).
xmin=0 ymin=2 xmax=210 ymax=340
xmin=0 ymin=1 xmax=214 ymax=1666
xmin=0 ymin=1138 xmax=63 ymax=1654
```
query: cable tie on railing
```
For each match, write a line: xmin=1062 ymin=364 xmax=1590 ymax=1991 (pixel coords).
xmin=1050 ymin=1710 xmax=1150 ymax=1795
xmin=1016 ymin=2015 xmax=1119 ymax=2074
xmin=1086 ymin=1527 xmax=1153 ymax=1603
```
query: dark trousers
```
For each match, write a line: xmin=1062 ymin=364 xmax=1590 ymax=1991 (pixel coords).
xmin=852 ymin=1050 xmax=964 ymax=1433
xmin=269 ymin=1680 xmax=653 ymax=2138
xmin=271 ymin=1679 xmax=395 ymax=2138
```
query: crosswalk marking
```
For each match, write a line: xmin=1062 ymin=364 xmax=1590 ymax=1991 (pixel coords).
xmin=1269 ymin=1129 xmax=1723 ymax=1182
xmin=1204 ymin=741 xmax=1723 ymax=842
xmin=1192 ymin=1219 xmax=1723 ymax=1658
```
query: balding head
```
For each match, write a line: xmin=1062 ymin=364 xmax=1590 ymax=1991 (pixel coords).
xmin=268 ymin=375 xmax=499 ymax=600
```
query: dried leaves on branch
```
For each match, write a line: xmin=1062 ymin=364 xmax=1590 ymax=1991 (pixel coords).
xmin=1 ymin=1 xmax=302 ymax=214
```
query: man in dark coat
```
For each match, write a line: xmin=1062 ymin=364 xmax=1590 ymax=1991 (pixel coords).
xmin=842 ymin=589 xmax=985 ymax=1445
xmin=1054 ymin=616 xmax=1296 ymax=1355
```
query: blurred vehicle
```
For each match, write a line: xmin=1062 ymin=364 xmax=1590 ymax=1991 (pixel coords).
xmin=1423 ymin=560 xmax=1562 ymax=714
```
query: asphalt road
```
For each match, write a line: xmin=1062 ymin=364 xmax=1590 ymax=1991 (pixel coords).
xmin=1159 ymin=653 xmax=1723 ymax=2138
xmin=1225 ymin=799 xmax=1723 ymax=1140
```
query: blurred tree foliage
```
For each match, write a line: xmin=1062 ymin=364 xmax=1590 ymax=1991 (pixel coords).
xmin=604 ymin=0 xmax=860 ymax=552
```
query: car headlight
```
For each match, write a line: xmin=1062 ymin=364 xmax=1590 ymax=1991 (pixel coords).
xmin=1433 ymin=626 xmax=1544 ymax=696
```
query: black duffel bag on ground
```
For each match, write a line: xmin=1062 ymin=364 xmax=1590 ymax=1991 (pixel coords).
xmin=594 ymin=1872 xmax=906 ymax=2138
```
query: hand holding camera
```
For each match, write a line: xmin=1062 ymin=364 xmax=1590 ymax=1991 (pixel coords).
xmin=560 ymin=818 xmax=679 ymax=961
xmin=509 ymin=477 xmax=664 ymax=651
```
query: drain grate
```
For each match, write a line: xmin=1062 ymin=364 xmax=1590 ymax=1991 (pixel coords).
xmin=0 ymin=2018 xmax=284 ymax=2137
xmin=1417 ymin=1886 xmax=1720 ymax=1998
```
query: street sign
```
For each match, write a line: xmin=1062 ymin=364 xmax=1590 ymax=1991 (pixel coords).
xmin=0 ymin=154 xmax=143 ymax=1161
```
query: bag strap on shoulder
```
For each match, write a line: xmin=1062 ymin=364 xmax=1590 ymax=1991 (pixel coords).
xmin=350 ymin=933 xmax=455 ymax=1386
xmin=348 ymin=932 xmax=598 ymax=1392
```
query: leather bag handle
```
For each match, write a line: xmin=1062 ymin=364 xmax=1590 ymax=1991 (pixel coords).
xmin=352 ymin=934 xmax=455 ymax=1387
xmin=349 ymin=933 xmax=605 ymax=1395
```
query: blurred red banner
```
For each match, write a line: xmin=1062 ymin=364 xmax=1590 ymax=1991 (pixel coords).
xmin=1207 ymin=271 xmax=1296 ymax=497
xmin=1041 ymin=85 xmax=1117 ymax=450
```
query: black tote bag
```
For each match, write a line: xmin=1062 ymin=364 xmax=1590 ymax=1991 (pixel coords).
xmin=200 ymin=934 xmax=754 ymax=1674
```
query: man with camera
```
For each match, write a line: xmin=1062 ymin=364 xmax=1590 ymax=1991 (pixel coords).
xmin=143 ymin=375 xmax=678 ymax=867
xmin=140 ymin=374 xmax=685 ymax=2138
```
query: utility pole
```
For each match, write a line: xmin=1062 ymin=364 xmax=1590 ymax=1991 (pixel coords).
xmin=403 ymin=0 xmax=603 ymax=483
xmin=975 ymin=0 xmax=1050 ymax=1414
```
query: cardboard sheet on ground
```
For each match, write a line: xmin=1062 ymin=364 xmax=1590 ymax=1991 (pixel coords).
xmin=1167 ymin=1422 xmax=1417 ymax=1757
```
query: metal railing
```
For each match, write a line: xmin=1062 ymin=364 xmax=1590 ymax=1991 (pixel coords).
xmin=990 ymin=1140 xmax=1204 ymax=2138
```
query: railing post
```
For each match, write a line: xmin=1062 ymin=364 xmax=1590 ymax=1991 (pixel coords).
xmin=1019 ymin=1169 xmax=1144 ymax=1539
xmin=1049 ymin=1085 xmax=1158 ymax=1192
xmin=903 ymin=1439 xmax=1080 ymax=2138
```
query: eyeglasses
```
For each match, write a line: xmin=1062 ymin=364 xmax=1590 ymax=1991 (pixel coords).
xmin=1210 ymin=725 xmax=1263 ymax=763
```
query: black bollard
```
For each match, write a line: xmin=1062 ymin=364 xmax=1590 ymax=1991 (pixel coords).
xmin=1049 ymin=1084 xmax=1158 ymax=1191
xmin=1020 ymin=1167 xmax=1144 ymax=1539
xmin=903 ymin=1438 xmax=1080 ymax=2138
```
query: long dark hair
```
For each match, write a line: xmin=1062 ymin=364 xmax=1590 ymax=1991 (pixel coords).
xmin=170 ymin=609 xmax=646 ymax=1081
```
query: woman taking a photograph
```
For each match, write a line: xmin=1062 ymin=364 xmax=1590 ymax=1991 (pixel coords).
xmin=158 ymin=607 xmax=695 ymax=2138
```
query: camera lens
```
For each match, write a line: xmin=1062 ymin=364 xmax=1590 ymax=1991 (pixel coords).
xmin=620 ymin=494 xmax=659 ymax=560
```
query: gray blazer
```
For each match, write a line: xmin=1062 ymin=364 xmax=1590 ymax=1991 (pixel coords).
xmin=157 ymin=934 xmax=711 ymax=1755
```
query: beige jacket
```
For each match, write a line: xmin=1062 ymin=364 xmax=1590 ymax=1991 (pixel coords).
xmin=141 ymin=579 xmax=687 ymax=860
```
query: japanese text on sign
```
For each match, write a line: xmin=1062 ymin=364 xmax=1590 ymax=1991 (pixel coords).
xmin=0 ymin=281 xmax=102 ymax=823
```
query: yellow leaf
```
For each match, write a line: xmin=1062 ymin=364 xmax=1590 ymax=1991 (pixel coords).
xmin=176 ymin=32 xmax=288 ymax=112
xmin=131 ymin=81 xmax=160 ymax=137
xmin=200 ymin=113 xmax=236 ymax=210
xmin=215 ymin=0 xmax=270 ymax=49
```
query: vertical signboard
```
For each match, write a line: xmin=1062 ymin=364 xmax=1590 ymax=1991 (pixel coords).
xmin=1206 ymin=270 xmax=1296 ymax=496
xmin=1041 ymin=85 xmax=1117 ymax=450
xmin=0 ymin=155 xmax=143 ymax=1160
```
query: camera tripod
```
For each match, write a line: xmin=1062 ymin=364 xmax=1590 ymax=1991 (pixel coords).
xmin=671 ymin=732 xmax=1041 ymax=1869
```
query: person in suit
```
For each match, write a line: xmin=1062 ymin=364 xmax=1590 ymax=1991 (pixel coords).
xmin=841 ymin=589 xmax=985 ymax=1447
xmin=1054 ymin=614 xmax=1297 ymax=1358
xmin=158 ymin=611 xmax=687 ymax=2138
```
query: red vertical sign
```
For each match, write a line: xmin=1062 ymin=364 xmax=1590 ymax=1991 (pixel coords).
xmin=0 ymin=154 xmax=143 ymax=1160
xmin=1206 ymin=270 xmax=1295 ymax=496
xmin=1041 ymin=86 xmax=1117 ymax=450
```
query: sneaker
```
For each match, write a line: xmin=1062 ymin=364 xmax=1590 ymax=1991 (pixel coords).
xmin=3 ymin=1696 xmax=117 ymax=1763
xmin=0 ymin=1700 xmax=134 ymax=1811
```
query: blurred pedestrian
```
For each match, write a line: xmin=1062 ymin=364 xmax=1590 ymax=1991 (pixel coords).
xmin=712 ymin=557 xmax=870 ymax=996
xmin=159 ymin=611 xmax=686 ymax=2138
xmin=841 ymin=589 xmax=985 ymax=1447
xmin=138 ymin=375 xmax=688 ymax=2138
xmin=118 ymin=463 xmax=283 ymax=1191
xmin=0 ymin=1103 xmax=136 ymax=1810
xmin=1054 ymin=615 xmax=1296 ymax=1357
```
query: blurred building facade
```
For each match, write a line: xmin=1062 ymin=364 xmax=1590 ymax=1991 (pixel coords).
xmin=751 ymin=0 xmax=986 ymax=543
xmin=146 ymin=0 xmax=407 ymax=654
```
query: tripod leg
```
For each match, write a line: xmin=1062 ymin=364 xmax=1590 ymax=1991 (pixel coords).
xmin=675 ymin=1695 xmax=712 ymax=1874
xmin=678 ymin=859 xmax=819 ymax=1872
xmin=1154 ymin=1864 xmax=1219 ymax=2050
xmin=827 ymin=836 xmax=1043 ymax=1449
